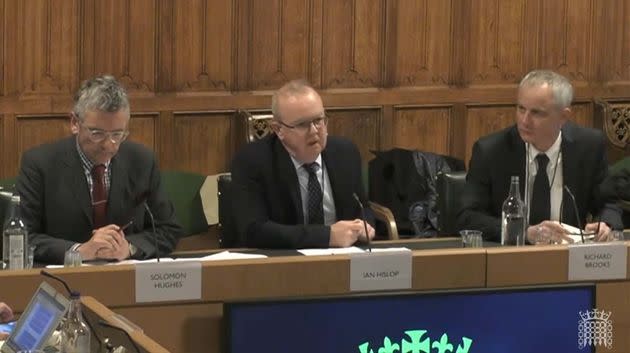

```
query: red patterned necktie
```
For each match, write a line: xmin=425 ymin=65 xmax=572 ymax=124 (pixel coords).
xmin=91 ymin=164 xmax=107 ymax=228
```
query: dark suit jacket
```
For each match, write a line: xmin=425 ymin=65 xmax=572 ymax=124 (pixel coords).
xmin=17 ymin=136 xmax=183 ymax=264
xmin=230 ymin=134 xmax=372 ymax=248
xmin=457 ymin=122 xmax=623 ymax=242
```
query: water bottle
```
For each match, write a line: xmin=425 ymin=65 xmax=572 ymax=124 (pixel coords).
xmin=2 ymin=195 xmax=28 ymax=270
xmin=61 ymin=293 xmax=91 ymax=353
xmin=501 ymin=176 xmax=526 ymax=246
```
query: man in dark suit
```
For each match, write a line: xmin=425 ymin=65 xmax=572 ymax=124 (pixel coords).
xmin=231 ymin=80 xmax=375 ymax=248
xmin=17 ymin=76 xmax=182 ymax=264
xmin=457 ymin=70 xmax=622 ymax=244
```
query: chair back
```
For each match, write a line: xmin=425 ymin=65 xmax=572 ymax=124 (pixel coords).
xmin=217 ymin=173 xmax=239 ymax=247
xmin=161 ymin=171 xmax=208 ymax=236
xmin=436 ymin=171 xmax=467 ymax=235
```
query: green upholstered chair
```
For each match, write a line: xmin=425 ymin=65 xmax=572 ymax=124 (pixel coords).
xmin=161 ymin=170 xmax=208 ymax=237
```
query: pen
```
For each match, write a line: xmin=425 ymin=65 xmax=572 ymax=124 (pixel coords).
xmin=120 ymin=220 xmax=134 ymax=231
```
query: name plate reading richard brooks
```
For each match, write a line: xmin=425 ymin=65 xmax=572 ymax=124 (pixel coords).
xmin=135 ymin=261 xmax=202 ymax=303
xmin=350 ymin=250 xmax=412 ymax=292
xmin=568 ymin=243 xmax=627 ymax=281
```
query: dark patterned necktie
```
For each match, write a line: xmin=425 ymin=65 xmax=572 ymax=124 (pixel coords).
xmin=303 ymin=163 xmax=324 ymax=224
xmin=91 ymin=164 xmax=108 ymax=228
xmin=529 ymin=154 xmax=550 ymax=225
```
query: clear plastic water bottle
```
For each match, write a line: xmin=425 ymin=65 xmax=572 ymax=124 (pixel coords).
xmin=501 ymin=176 xmax=526 ymax=246
xmin=61 ymin=293 xmax=91 ymax=353
xmin=2 ymin=195 xmax=28 ymax=269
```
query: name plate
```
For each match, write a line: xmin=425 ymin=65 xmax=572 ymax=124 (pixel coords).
xmin=568 ymin=243 xmax=627 ymax=281
xmin=350 ymin=250 xmax=412 ymax=292
xmin=135 ymin=261 xmax=202 ymax=303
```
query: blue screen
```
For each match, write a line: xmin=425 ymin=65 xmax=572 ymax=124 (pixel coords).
xmin=227 ymin=286 xmax=594 ymax=353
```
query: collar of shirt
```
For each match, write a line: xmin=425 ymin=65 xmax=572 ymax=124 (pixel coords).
xmin=75 ymin=137 xmax=111 ymax=172
xmin=290 ymin=154 xmax=322 ymax=172
xmin=527 ymin=130 xmax=562 ymax=167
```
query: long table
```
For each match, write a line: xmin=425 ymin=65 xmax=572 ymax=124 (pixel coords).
xmin=1 ymin=238 xmax=629 ymax=352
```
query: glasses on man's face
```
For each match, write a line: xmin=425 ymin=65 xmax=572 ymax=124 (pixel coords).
xmin=278 ymin=115 xmax=328 ymax=133
xmin=80 ymin=123 xmax=129 ymax=144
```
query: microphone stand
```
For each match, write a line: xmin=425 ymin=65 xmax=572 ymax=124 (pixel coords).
xmin=144 ymin=202 xmax=160 ymax=263
xmin=352 ymin=193 xmax=372 ymax=253
xmin=563 ymin=185 xmax=585 ymax=243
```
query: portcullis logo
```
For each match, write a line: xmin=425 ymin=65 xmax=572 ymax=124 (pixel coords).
xmin=578 ymin=309 xmax=612 ymax=349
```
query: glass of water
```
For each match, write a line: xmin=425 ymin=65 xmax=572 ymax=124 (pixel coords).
xmin=63 ymin=249 xmax=82 ymax=267
xmin=460 ymin=230 xmax=483 ymax=248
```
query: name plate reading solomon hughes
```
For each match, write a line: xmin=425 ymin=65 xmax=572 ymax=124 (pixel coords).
xmin=135 ymin=261 xmax=202 ymax=303
xmin=568 ymin=243 xmax=627 ymax=281
xmin=350 ymin=250 xmax=412 ymax=292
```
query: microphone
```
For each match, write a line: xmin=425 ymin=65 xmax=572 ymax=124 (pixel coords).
xmin=125 ymin=190 xmax=160 ymax=262
xmin=563 ymin=185 xmax=585 ymax=243
xmin=41 ymin=270 xmax=80 ymax=297
xmin=352 ymin=193 xmax=372 ymax=252
xmin=98 ymin=320 xmax=141 ymax=353
xmin=143 ymin=201 xmax=160 ymax=263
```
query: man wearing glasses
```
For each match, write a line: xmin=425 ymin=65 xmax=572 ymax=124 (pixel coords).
xmin=231 ymin=79 xmax=375 ymax=248
xmin=17 ymin=75 xmax=182 ymax=264
xmin=457 ymin=70 xmax=622 ymax=244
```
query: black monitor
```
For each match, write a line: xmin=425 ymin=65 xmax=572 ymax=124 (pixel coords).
xmin=225 ymin=285 xmax=595 ymax=353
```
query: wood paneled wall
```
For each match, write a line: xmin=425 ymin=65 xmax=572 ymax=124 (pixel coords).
xmin=0 ymin=0 xmax=628 ymax=179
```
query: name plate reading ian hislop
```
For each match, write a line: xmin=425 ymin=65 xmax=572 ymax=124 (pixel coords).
xmin=135 ymin=261 xmax=202 ymax=303
xmin=568 ymin=243 xmax=627 ymax=281
xmin=350 ymin=250 xmax=412 ymax=292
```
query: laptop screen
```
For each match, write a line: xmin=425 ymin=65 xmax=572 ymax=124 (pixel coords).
xmin=2 ymin=282 xmax=69 ymax=353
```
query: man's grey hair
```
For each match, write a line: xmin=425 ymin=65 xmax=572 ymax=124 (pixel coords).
xmin=73 ymin=75 xmax=129 ymax=120
xmin=271 ymin=79 xmax=316 ymax=119
xmin=519 ymin=70 xmax=573 ymax=109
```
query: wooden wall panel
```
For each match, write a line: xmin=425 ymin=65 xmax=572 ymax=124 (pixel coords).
xmin=0 ymin=0 xmax=628 ymax=181
xmin=15 ymin=116 xmax=70 ymax=173
xmin=321 ymin=0 xmax=384 ymax=88
xmin=463 ymin=0 xmax=527 ymax=85
xmin=464 ymin=106 xmax=515 ymax=164
xmin=326 ymin=108 xmax=379 ymax=163
xmin=82 ymin=0 xmax=156 ymax=92
xmin=171 ymin=112 xmax=233 ymax=175
xmin=0 ymin=0 xmax=4 ymax=96
xmin=386 ymin=106 xmax=452 ymax=155
xmin=169 ymin=0 xmax=233 ymax=92
xmin=593 ymin=0 xmax=630 ymax=85
xmin=538 ymin=0 xmax=592 ymax=83
xmin=571 ymin=103 xmax=593 ymax=128
xmin=385 ymin=0 xmax=452 ymax=87
xmin=237 ymin=0 xmax=311 ymax=90
xmin=128 ymin=113 xmax=157 ymax=151
xmin=3 ymin=0 xmax=79 ymax=96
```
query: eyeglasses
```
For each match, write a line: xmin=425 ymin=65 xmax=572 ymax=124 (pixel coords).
xmin=80 ymin=122 xmax=129 ymax=144
xmin=278 ymin=115 xmax=328 ymax=133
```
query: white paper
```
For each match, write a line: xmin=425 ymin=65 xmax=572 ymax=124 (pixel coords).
xmin=135 ymin=261 xmax=202 ymax=303
xmin=568 ymin=243 xmax=627 ymax=281
xmin=298 ymin=247 xmax=365 ymax=256
xmin=366 ymin=247 xmax=410 ymax=253
xmin=170 ymin=251 xmax=267 ymax=262
xmin=350 ymin=250 xmax=412 ymax=291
